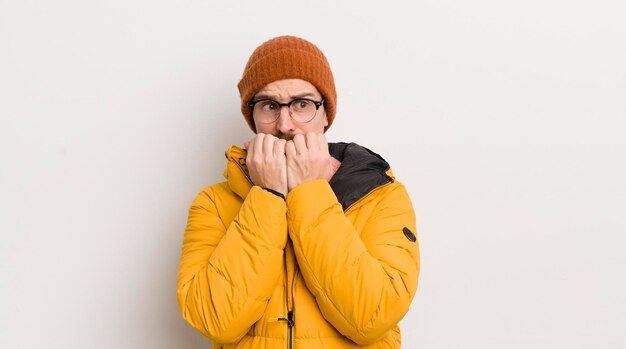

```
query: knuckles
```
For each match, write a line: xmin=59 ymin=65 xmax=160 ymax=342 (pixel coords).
xmin=248 ymin=132 xmax=329 ymax=165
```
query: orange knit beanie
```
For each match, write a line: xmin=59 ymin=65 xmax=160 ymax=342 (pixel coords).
xmin=237 ymin=35 xmax=337 ymax=133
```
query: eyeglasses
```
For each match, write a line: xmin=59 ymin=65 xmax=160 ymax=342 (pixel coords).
xmin=247 ymin=98 xmax=325 ymax=124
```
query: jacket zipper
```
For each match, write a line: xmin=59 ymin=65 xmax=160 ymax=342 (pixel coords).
xmin=236 ymin=151 xmax=296 ymax=347
xmin=276 ymin=309 xmax=294 ymax=349
xmin=288 ymin=266 xmax=298 ymax=349
xmin=283 ymin=241 xmax=298 ymax=349
xmin=287 ymin=309 xmax=294 ymax=349
xmin=234 ymin=157 xmax=253 ymax=185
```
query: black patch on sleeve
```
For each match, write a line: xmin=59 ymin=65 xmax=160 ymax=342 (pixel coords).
xmin=402 ymin=227 xmax=417 ymax=242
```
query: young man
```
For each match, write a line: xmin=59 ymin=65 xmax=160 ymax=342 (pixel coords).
xmin=177 ymin=35 xmax=420 ymax=348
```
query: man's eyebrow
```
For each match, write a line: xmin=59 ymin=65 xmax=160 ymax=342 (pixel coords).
xmin=251 ymin=94 xmax=274 ymax=100
xmin=290 ymin=93 xmax=319 ymax=99
xmin=252 ymin=92 xmax=320 ymax=101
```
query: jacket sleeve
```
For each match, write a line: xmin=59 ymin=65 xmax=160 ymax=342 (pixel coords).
xmin=177 ymin=185 xmax=288 ymax=343
xmin=286 ymin=179 xmax=420 ymax=345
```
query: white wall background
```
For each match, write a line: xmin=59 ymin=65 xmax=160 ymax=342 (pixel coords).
xmin=1 ymin=0 xmax=625 ymax=348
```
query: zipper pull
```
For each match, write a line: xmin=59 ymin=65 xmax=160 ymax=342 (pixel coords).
xmin=287 ymin=310 xmax=295 ymax=328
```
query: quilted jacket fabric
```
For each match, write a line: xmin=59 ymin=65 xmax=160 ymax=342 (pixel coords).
xmin=177 ymin=143 xmax=420 ymax=348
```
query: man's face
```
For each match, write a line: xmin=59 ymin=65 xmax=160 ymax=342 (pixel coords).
xmin=252 ymin=79 xmax=328 ymax=140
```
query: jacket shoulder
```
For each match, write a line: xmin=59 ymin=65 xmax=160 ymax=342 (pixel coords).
xmin=189 ymin=181 xmax=241 ymax=210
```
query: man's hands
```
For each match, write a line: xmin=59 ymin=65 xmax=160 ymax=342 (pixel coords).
xmin=286 ymin=133 xmax=332 ymax=191
xmin=246 ymin=134 xmax=288 ymax=196
xmin=245 ymin=133 xmax=332 ymax=195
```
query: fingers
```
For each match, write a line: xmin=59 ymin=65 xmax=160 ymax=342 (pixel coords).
xmin=249 ymin=133 xmax=289 ymax=159
xmin=253 ymin=133 xmax=266 ymax=157
xmin=246 ymin=138 xmax=255 ymax=161
xmin=249 ymin=132 xmax=328 ymax=160
xmin=305 ymin=132 xmax=327 ymax=152
xmin=292 ymin=134 xmax=307 ymax=155
xmin=285 ymin=139 xmax=296 ymax=158
xmin=246 ymin=133 xmax=289 ymax=195
xmin=263 ymin=133 xmax=276 ymax=157
xmin=305 ymin=132 xmax=317 ymax=150
xmin=250 ymin=133 xmax=327 ymax=153
xmin=286 ymin=132 xmax=329 ymax=158
xmin=274 ymin=138 xmax=286 ymax=158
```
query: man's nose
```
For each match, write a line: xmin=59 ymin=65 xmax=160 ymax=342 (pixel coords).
xmin=275 ymin=106 xmax=295 ymax=133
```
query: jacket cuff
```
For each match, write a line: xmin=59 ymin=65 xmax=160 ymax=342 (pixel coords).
xmin=286 ymin=180 xmax=340 ymax=231
xmin=244 ymin=186 xmax=288 ymax=249
xmin=261 ymin=187 xmax=286 ymax=200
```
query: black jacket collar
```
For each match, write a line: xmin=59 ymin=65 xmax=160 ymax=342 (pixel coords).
xmin=329 ymin=142 xmax=393 ymax=211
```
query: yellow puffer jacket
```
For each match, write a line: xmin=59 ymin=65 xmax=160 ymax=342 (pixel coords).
xmin=177 ymin=143 xmax=420 ymax=348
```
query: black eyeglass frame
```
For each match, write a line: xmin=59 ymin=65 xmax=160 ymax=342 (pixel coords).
xmin=247 ymin=98 xmax=325 ymax=123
